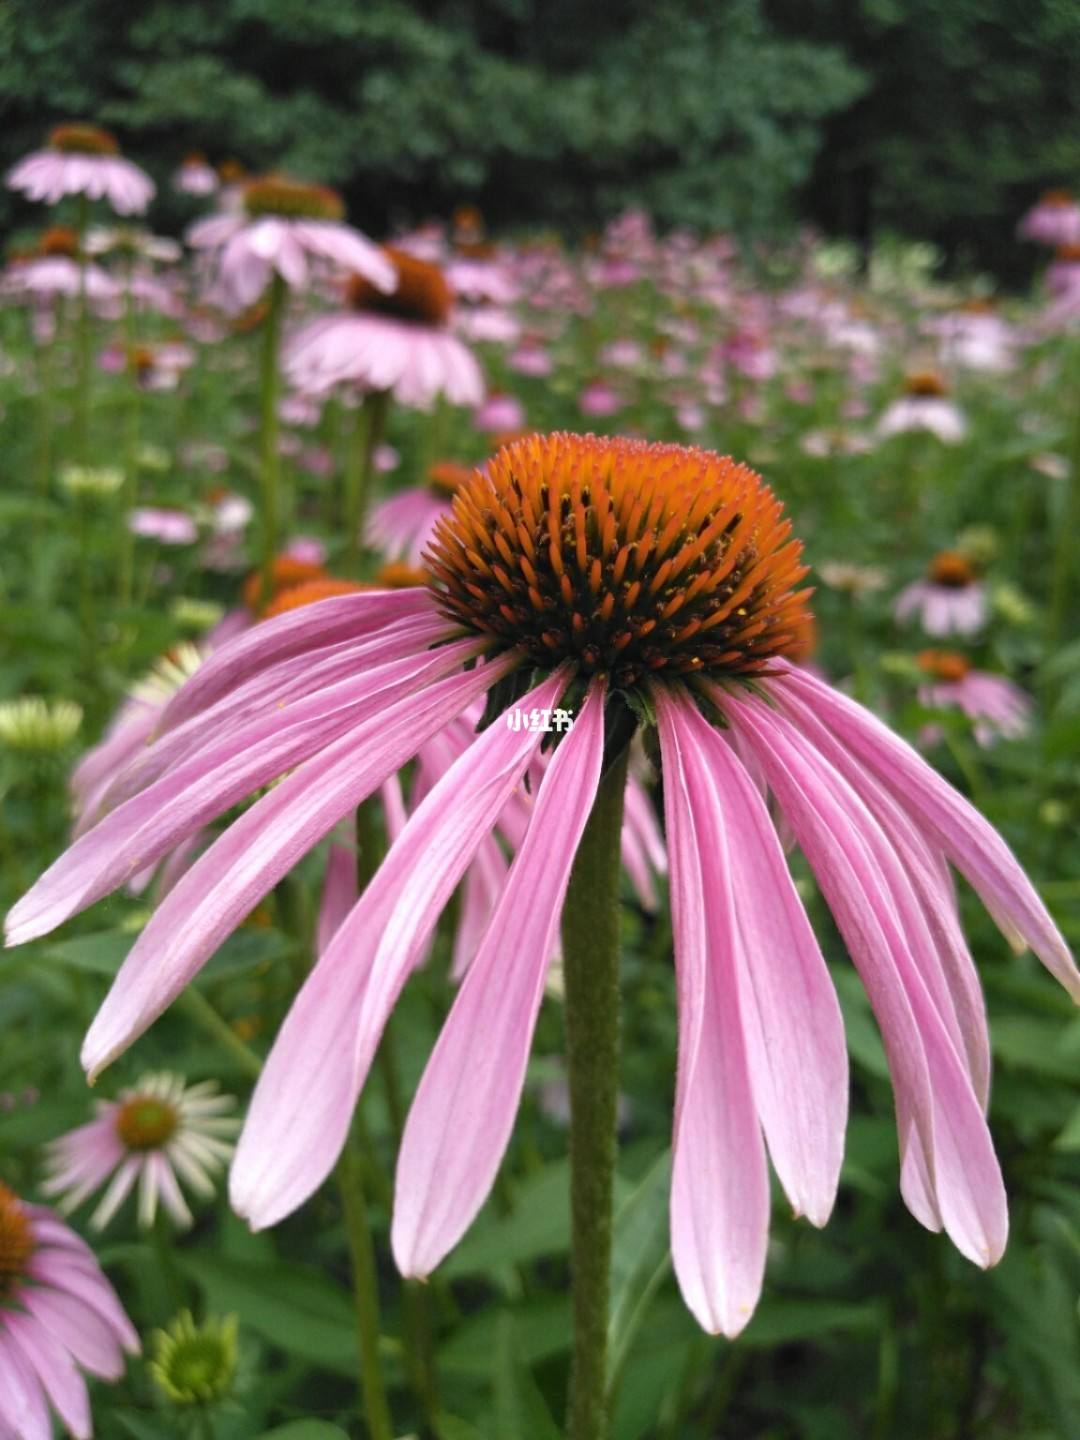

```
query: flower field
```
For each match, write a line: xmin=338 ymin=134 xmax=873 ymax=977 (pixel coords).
xmin=1 ymin=137 xmax=1079 ymax=1440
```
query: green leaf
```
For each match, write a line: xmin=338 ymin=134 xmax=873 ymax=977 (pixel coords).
xmin=491 ymin=1313 xmax=562 ymax=1440
xmin=257 ymin=1426 xmax=351 ymax=1440
xmin=179 ymin=1254 xmax=368 ymax=1377
xmin=607 ymin=1149 xmax=672 ymax=1392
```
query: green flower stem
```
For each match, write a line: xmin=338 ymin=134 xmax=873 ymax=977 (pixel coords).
xmin=177 ymin=987 xmax=262 ymax=1081
xmin=342 ymin=390 xmax=391 ymax=577
xmin=257 ymin=273 xmax=287 ymax=605
xmin=1047 ymin=338 xmax=1080 ymax=653
xmin=119 ymin=265 xmax=141 ymax=606
xmin=337 ymin=1132 xmax=395 ymax=1440
xmin=75 ymin=195 xmax=91 ymax=464
xmin=561 ymin=744 xmax=630 ymax=1440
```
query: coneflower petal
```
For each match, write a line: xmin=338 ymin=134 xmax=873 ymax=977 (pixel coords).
xmin=729 ymin=696 xmax=1008 ymax=1267
xmin=79 ymin=657 xmax=513 ymax=1081
xmin=6 ymin=639 xmax=479 ymax=949
xmin=2 ymin=1312 xmax=91 ymax=1440
xmin=392 ymin=681 xmax=606 ymax=1278
xmin=774 ymin=686 xmax=991 ymax=1108
xmin=315 ymin=841 xmax=359 ymax=958
xmin=0 ymin=1336 xmax=52 ymax=1440
xmin=669 ymin=693 xmax=848 ymax=1227
xmin=657 ymin=696 xmax=769 ymax=1337
xmin=230 ymin=668 xmax=572 ymax=1230
xmin=780 ymin=666 xmax=1079 ymax=1000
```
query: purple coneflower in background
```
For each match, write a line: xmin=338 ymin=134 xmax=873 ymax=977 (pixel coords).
xmin=172 ymin=151 xmax=219 ymax=198
xmin=917 ymin=651 xmax=1033 ymax=748
xmin=1017 ymin=189 xmax=1080 ymax=248
xmin=188 ymin=175 xmax=395 ymax=312
xmin=283 ymin=247 xmax=484 ymax=410
xmin=0 ymin=1182 xmax=139 ymax=1438
xmin=7 ymin=124 xmax=154 ymax=216
xmin=894 ymin=551 xmax=987 ymax=637
xmin=7 ymin=434 xmax=1077 ymax=1337
xmin=41 ymin=1073 xmax=238 ymax=1231
xmin=877 ymin=371 xmax=967 ymax=444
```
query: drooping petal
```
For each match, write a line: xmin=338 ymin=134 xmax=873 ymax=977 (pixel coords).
xmin=80 ymin=655 xmax=515 ymax=1080
xmin=774 ymin=685 xmax=991 ymax=1107
xmin=6 ymin=638 xmax=480 ymax=948
xmin=392 ymin=681 xmax=607 ymax=1277
xmin=316 ymin=841 xmax=359 ymax=958
xmin=2 ymin=1312 xmax=91 ymax=1440
xmin=230 ymin=668 xmax=571 ymax=1229
xmin=669 ymin=696 xmax=848 ymax=1225
xmin=779 ymin=666 xmax=1079 ymax=1000
xmin=725 ymin=692 xmax=1007 ymax=1266
xmin=655 ymin=691 xmax=770 ymax=1336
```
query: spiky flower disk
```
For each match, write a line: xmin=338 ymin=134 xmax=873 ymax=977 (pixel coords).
xmin=0 ymin=1183 xmax=34 ymax=1297
xmin=426 ymin=432 xmax=812 ymax=690
xmin=346 ymin=247 xmax=453 ymax=326
xmin=242 ymin=176 xmax=344 ymax=222
xmin=48 ymin=123 xmax=118 ymax=155
xmin=927 ymin=551 xmax=977 ymax=587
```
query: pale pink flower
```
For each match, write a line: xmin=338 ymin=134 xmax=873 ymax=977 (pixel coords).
xmin=929 ymin=305 xmax=1016 ymax=373
xmin=284 ymin=247 xmax=483 ymax=410
xmin=579 ymin=378 xmax=623 ymax=417
xmin=508 ymin=339 xmax=554 ymax=377
xmin=187 ymin=175 xmax=394 ymax=312
xmin=128 ymin=507 xmax=198 ymax=545
xmin=894 ymin=553 xmax=987 ymax=637
xmin=916 ymin=652 xmax=1033 ymax=748
xmin=367 ymin=462 xmax=468 ymax=565
xmin=1017 ymin=190 xmax=1080 ymax=247
xmin=473 ymin=390 xmax=524 ymax=432
xmin=878 ymin=396 xmax=967 ymax=443
xmin=42 ymin=1073 xmax=238 ymax=1230
xmin=1 ymin=257 xmax=117 ymax=306
xmin=0 ymin=1182 xmax=139 ymax=1438
xmin=172 ymin=153 xmax=219 ymax=198
xmin=7 ymin=124 xmax=153 ymax=216
xmin=9 ymin=435 xmax=1076 ymax=1341
xmin=444 ymin=256 xmax=518 ymax=304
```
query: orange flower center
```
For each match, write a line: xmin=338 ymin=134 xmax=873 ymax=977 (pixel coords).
xmin=928 ymin=551 xmax=975 ymax=588
xmin=903 ymin=371 xmax=948 ymax=397
xmin=1040 ymin=189 xmax=1074 ymax=207
xmin=242 ymin=176 xmax=344 ymax=223
xmin=427 ymin=432 xmax=812 ymax=690
xmin=48 ymin=123 xmax=118 ymax=156
xmin=116 ymin=1097 xmax=178 ymax=1151
xmin=1055 ymin=243 xmax=1080 ymax=264
xmin=346 ymin=248 xmax=453 ymax=327
xmin=183 ymin=151 xmax=208 ymax=168
xmin=263 ymin=578 xmax=369 ymax=618
xmin=0 ymin=1184 xmax=34 ymax=1297
xmin=218 ymin=159 xmax=246 ymax=184
xmin=918 ymin=649 xmax=971 ymax=682
xmin=375 ymin=562 xmax=428 ymax=589
xmin=242 ymin=555 xmax=328 ymax=614
xmin=427 ymin=461 xmax=473 ymax=498
xmin=38 ymin=226 xmax=79 ymax=259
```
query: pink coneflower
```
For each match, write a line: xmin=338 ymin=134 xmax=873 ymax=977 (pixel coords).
xmin=41 ymin=1073 xmax=238 ymax=1230
xmin=917 ymin=651 xmax=1033 ymax=748
xmin=507 ymin=338 xmax=554 ymax=377
xmin=579 ymin=377 xmax=622 ymax=418
xmin=283 ymin=248 xmax=484 ymax=410
xmin=1 ymin=227 xmax=118 ymax=308
xmin=877 ymin=372 xmax=967 ymax=444
xmin=172 ymin=152 xmax=219 ymax=198
xmin=0 ymin=1181 xmax=139 ymax=1437
xmin=187 ymin=175 xmax=395 ymax=312
xmin=473 ymin=389 xmax=524 ymax=432
xmin=367 ymin=461 xmax=469 ymax=565
xmin=1044 ymin=243 xmax=1080 ymax=327
xmin=1017 ymin=189 xmax=1080 ymax=247
xmin=929 ymin=301 xmax=1016 ymax=374
xmin=894 ymin=552 xmax=987 ymax=637
xmin=8 ymin=434 xmax=1077 ymax=1338
xmin=7 ymin=124 xmax=154 ymax=216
